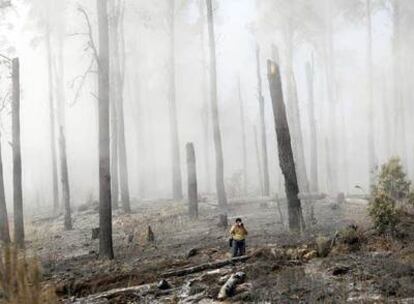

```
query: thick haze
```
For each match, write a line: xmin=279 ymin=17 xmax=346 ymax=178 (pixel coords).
xmin=0 ymin=0 xmax=412 ymax=215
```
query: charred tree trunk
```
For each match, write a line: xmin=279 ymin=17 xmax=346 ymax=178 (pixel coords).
xmin=238 ymin=77 xmax=248 ymax=196
xmin=256 ymin=46 xmax=270 ymax=196
xmin=305 ymin=61 xmax=318 ymax=193
xmin=168 ymin=0 xmax=183 ymax=201
xmin=0 ymin=137 xmax=10 ymax=244
xmin=97 ymin=0 xmax=114 ymax=259
xmin=12 ymin=58 xmax=24 ymax=247
xmin=45 ymin=28 xmax=59 ymax=213
xmin=59 ymin=127 xmax=72 ymax=230
xmin=55 ymin=29 xmax=72 ymax=230
xmin=186 ymin=143 xmax=198 ymax=219
xmin=267 ymin=60 xmax=303 ymax=232
xmin=206 ymin=0 xmax=228 ymax=211
xmin=109 ymin=13 xmax=119 ymax=209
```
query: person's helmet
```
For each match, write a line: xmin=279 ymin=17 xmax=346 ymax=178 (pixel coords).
xmin=235 ymin=218 xmax=242 ymax=223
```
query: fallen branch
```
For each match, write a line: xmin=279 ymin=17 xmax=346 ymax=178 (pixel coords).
xmin=161 ymin=255 xmax=250 ymax=278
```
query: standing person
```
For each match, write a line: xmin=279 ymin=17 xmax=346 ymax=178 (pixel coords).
xmin=230 ymin=218 xmax=248 ymax=257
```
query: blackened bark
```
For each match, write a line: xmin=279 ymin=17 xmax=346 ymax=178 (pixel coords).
xmin=12 ymin=58 xmax=24 ymax=247
xmin=0 ymin=136 xmax=10 ymax=244
xmin=267 ymin=60 xmax=303 ymax=232
xmin=59 ymin=127 xmax=72 ymax=230
xmin=168 ymin=0 xmax=183 ymax=200
xmin=186 ymin=143 xmax=198 ymax=219
xmin=97 ymin=0 xmax=114 ymax=259
xmin=256 ymin=46 xmax=269 ymax=196
xmin=206 ymin=0 xmax=228 ymax=210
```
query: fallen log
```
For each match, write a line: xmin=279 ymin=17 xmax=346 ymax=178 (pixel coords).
xmin=217 ymin=271 xmax=246 ymax=300
xmin=161 ymin=255 xmax=250 ymax=278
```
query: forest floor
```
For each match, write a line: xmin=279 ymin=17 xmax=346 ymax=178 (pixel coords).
xmin=23 ymin=196 xmax=414 ymax=303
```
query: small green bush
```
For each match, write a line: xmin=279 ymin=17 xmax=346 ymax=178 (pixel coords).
xmin=369 ymin=192 xmax=399 ymax=234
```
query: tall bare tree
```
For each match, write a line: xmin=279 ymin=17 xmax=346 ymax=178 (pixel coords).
xmin=45 ymin=25 xmax=59 ymax=213
xmin=168 ymin=0 xmax=183 ymax=200
xmin=255 ymin=45 xmax=270 ymax=196
xmin=206 ymin=0 xmax=227 ymax=211
xmin=12 ymin=58 xmax=24 ymax=247
xmin=267 ymin=60 xmax=303 ymax=232
xmin=199 ymin=0 xmax=211 ymax=193
xmin=110 ymin=0 xmax=130 ymax=212
xmin=97 ymin=0 xmax=114 ymax=259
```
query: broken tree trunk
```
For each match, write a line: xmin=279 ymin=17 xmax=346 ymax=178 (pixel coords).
xmin=0 ymin=136 xmax=10 ymax=244
xmin=186 ymin=143 xmax=198 ymax=219
xmin=161 ymin=255 xmax=250 ymax=278
xmin=256 ymin=45 xmax=270 ymax=196
xmin=218 ymin=271 xmax=246 ymax=300
xmin=267 ymin=60 xmax=303 ymax=232
xmin=59 ymin=127 xmax=72 ymax=230
xmin=206 ymin=0 xmax=228 ymax=211
xmin=12 ymin=58 xmax=24 ymax=247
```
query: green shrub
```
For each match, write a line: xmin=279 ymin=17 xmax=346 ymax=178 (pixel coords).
xmin=373 ymin=157 xmax=410 ymax=203
xmin=368 ymin=191 xmax=399 ymax=234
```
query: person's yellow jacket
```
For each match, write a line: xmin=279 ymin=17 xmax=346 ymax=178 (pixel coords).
xmin=230 ymin=224 xmax=248 ymax=241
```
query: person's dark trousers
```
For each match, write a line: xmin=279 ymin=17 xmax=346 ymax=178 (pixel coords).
xmin=232 ymin=239 xmax=246 ymax=257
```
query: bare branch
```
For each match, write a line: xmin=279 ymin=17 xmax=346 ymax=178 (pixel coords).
xmin=78 ymin=6 xmax=99 ymax=65
xmin=68 ymin=58 xmax=95 ymax=107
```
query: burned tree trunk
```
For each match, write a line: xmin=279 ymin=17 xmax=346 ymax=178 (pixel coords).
xmin=55 ymin=29 xmax=72 ymax=230
xmin=238 ymin=77 xmax=248 ymax=195
xmin=305 ymin=61 xmax=318 ymax=193
xmin=267 ymin=60 xmax=303 ymax=232
xmin=58 ymin=127 xmax=72 ymax=230
xmin=206 ymin=0 xmax=228 ymax=211
xmin=256 ymin=46 xmax=270 ymax=196
xmin=0 ymin=137 xmax=10 ymax=244
xmin=45 ymin=28 xmax=59 ymax=213
xmin=97 ymin=0 xmax=114 ymax=259
xmin=168 ymin=0 xmax=183 ymax=201
xmin=12 ymin=58 xmax=24 ymax=247
xmin=186 ymin=143 xmax=198 ymax=219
